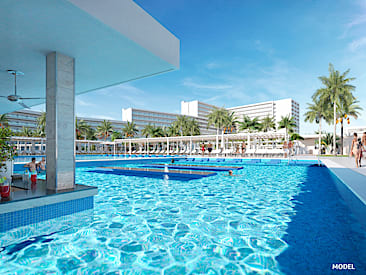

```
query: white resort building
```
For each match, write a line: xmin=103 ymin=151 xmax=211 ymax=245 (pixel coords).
xmin=227 ymin=98 xmax=300 ymax=133
xmin=6 ymin=110 xmax=126 ymax=134
xmin=122 ymin=105 xmax=217 ymax=135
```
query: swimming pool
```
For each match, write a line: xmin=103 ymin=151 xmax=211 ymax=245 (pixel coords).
xmin=1 ymin=159 xmax=365 ymax=274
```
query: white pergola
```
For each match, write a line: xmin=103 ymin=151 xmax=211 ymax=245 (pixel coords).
xmin=10 ymin=131 xmax=287 ymax=156
xmin=115 ymin=132 xmax=286 ymax=155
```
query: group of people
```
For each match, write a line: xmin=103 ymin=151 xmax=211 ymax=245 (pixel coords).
xmin=350 ymin=132 xmax=366 ymax=168
xmin=24 ymin=157 xmax=46 ymax=173
xmin=201 ymin=143 xmax=213 ymax=156
xmin=201 ymin=142 xmax=247 ymax=156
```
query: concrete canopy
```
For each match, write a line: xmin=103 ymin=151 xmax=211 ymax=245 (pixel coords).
xmin=0 ymin=0 xmax=180 ymax=114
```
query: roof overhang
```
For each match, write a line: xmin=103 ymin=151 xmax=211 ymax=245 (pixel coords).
xmin=0 ymin=0 xmax=179 ymax=114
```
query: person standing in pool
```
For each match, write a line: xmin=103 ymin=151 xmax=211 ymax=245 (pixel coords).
xmin=37 ymin=157 xmax=46 ymax=173
xmin=24 ymin=157 xmax=37 ymax=172
xmin=207 ymin=143 xmax=213 ymax=156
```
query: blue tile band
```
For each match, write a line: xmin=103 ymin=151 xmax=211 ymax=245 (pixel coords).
xmin=0 ymin=196 xmax=93 ymax=232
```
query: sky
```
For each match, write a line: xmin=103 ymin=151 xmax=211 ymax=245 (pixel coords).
xmin=32 ymin=0 xmax=366 ymax=135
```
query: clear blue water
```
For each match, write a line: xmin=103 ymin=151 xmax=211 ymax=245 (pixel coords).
xmin=1 ymin=160 xmax=366 ymax=274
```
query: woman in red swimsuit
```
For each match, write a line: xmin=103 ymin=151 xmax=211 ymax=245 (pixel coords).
xmin=201 ymin=144 xmax=206 ymax=156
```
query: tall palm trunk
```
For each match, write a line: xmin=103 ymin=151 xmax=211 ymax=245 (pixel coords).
xmin=216 ymin=128 xmax=219 ymax=149
xmin=318 ymin=118 xmax=322 ymax=155
xmin=333 ymin=102 xmax=336 ymax=155
xmin=340 ymin=120 xmax=344 ymax=155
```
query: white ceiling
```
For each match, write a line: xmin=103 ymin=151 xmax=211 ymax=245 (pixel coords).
xmin=0 ymin=0 xmax=179 ymax=114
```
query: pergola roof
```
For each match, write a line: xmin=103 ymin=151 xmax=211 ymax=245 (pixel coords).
xmin=0 ymin=0 xmax=179 ymax=114
xmin=115 ymin=132 xmax=286 ymax=144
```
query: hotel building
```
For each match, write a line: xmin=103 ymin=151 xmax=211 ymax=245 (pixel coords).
xmin=227 ymin=98 xmax=300 ymax=133
xmin=122 ymin=107 xmax=217 ymax=135
xmin=7 ymin=98 xmax=299 ymax=138
xmin=6 ymin=110 xmax=126 ymax=135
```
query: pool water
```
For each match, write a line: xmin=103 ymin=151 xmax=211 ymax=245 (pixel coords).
xmin=1 ymin=160 xmax=365 ymax=274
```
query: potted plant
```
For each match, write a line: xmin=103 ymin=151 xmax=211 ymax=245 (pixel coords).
xmin=0 ymin=126 xmax=17 ymax=183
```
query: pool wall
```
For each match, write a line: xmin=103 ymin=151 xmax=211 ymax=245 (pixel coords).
xmin=0 ymin=196 xmax=93 ymax=232
xmin=323 ymin=162 xmax=366 ymax=230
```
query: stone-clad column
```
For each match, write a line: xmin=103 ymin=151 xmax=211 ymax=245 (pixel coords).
xmin=46 ymin=52 xmax=75 ymax=191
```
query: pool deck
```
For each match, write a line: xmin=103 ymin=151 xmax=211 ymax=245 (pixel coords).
xmin=320 ymin=157 xmax=366 ymax=205
xmin=0 ymin=179 xmax=97 ymax=213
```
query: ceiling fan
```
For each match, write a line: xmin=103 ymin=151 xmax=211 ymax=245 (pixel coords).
xmin=0 ymin=70 xmax=44 ymax=109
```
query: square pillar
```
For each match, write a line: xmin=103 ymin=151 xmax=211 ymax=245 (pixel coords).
xmin=46 ymin=52 xmax=75 ymax=191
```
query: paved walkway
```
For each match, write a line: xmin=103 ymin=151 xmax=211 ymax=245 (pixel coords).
xmin=320 ymin=156 xmax=366 ymax=177
xmin=320 ymin=157 xmax=366 ymax=208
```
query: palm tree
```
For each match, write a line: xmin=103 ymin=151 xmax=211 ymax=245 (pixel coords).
xmin=313 ymin=63 xmax=356 ymax=155
xmin=75 ymin=117 xmax=90 ymax=140
xmin=96 ymin=120 xmax=113 ymax=140
xmin=0 ymin=114 xmax=9 ymax=128
xmin=224 ymin=112 xmax=239 ymax=133
xmin=290 ymin=133 xmax=304 ymax=141
xmin=304 ymin=97 xmax=330 ymax=154
xmin=173 ymin=115 xmax=191 ymax=136
xmin=238 ymin=115 xmax=262 ymax=133
xmin=122 ymin=121 xmax=138 ymax=138
xmin=141 ymin=124 xmax=155 ymax=138
xmin=278 ymin=115 xmax=296 ymax=141
xmin=36 ymin=112 xmax=46 ymax=137
xmin=166 ymin=125 xmax=179 ymax=137
xmin=260 ymin=116 xmax=275 ymax=132
xmin=207 ymin=107 xmax=230 ymax=148
xmin=20 ymin=126 xmax=33 ymax=137
xmin=151 ymin=126 xmax=165 ymax=137
xmin=186 ymin=118 xmax=200 ymax=136
xmin=336 ymin=95 xmax=362 ymax=154
xmin=111 ymin=131 xmax=123 ymax=141
xmin=322 ymin=133 xmax=340 ymax=154
xmin=85 ymin=127 xmax=97 ymax=140
xmin=207 ymin=108 xmax=229 ymax=134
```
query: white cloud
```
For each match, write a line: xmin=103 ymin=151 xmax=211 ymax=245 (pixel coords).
xmin=348 ymin=36 xmax=366 ymax=51
xmin=340 ymin=1 xmax=366 ymax=38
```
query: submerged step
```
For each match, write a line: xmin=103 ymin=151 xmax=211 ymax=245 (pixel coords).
xmin=88 ymin=167 xmax=217 ymax=181
xmin=142 ymin=163 xmax=243 ymax=171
